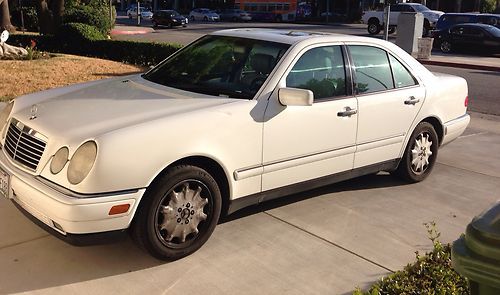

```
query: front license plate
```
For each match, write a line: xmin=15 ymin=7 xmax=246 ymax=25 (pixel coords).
xmin=0 ymin=167 xmax=10 ymax=199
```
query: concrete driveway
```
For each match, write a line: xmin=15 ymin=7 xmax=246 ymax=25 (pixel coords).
xmin=0 ymin=112 xmax=499 ymax=294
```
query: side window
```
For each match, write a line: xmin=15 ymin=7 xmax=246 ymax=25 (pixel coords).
xmin=286 ymin=46 xmax=347 ymax=100
xmin=391 ymin=5 xmax=402 ymax=12
xmin=389 ymin=55 xmax=417 ymax=88
xmin=348 ymin=45 xmax=394 ymax=94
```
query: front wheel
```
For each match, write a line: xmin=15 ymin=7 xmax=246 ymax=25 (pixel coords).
xmin=395 ymin=122 xmax=439 ymax=183
xmin=131 ymin=165 xmax=222 ymax=260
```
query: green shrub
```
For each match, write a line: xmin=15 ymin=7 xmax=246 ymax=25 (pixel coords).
xmin=10 ymin=6 xmax=39 ymax=32
xmin=354 ymin=222 xmax=469 ymax=295
xmin=63 ymin=5 xmax=114 ymax=34
xmin=8 ymin=34 xmax=182 ymax=67
xmin=57 ymin=22 xmax=106 ymax=42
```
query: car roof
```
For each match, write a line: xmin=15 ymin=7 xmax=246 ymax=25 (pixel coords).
xmin=211 ymin=28 xmax=380 ymax=45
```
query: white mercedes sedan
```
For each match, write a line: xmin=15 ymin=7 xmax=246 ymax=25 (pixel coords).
xmin=0 ymin=29 xmax=470 ymax=260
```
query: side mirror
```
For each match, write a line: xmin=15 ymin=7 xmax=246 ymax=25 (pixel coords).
xmin=278 ymin=88 xmax=313 ymax=106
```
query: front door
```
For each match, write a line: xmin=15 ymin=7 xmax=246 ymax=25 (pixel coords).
xmin=262 ymin=45 xmax=357 ymax=191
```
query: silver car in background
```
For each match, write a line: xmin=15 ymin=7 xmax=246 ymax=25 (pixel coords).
xmin=189 ymin=8 xmax=220 ymax=21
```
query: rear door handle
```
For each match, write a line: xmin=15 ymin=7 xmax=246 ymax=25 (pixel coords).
xmin=337 ymin=106 xmax=357 ymax=117
xmin=404 ymin=96 xmax=420 ymax=105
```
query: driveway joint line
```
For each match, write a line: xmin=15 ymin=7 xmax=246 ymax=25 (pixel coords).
xmin=436 ymin=162 xmax=500 ymax=179
xmin=263 ymin=211 xmax=394 ymax=273
xmin=0 ymin=235 xmax=50 ymax=251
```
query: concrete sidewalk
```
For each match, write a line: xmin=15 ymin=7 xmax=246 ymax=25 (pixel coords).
xmin=418 ymin=52 xmax=500 ymax=72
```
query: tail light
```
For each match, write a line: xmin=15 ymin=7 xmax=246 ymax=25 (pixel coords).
xmin=465 ymin=96 xmax=469 ymax=107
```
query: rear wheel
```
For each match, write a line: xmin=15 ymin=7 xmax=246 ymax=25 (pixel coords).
xmin=367 ymin=21 xmax=381 ymax=35
xmin=440 ymin=40 xmax=452 ymax=53
xmin=203 ymin=16 xmax=208 ymax=21
xmin=190 ymin=15 xmax=195 ymax=21
xmin=395 ymin=122 xmax=439 ymax=183
xmin=131 ymin=165 xmax=222 ymax=260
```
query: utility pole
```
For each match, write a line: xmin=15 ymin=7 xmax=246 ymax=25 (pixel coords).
xmin=137 ymin=1 xmax=141 ymax=25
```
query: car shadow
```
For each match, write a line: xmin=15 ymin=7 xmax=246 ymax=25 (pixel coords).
xmin=221 ymin=172 xmax=407 ymax=224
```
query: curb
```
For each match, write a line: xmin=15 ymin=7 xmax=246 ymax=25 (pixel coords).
xmin=418 ymin=59 xmax=500 ymax=72
xmin=110 ymin=29 xmax=152 ymax=35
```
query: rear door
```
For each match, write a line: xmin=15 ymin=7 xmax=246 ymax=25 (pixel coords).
xmin=347 ymin=44 xmax=425 ymax=168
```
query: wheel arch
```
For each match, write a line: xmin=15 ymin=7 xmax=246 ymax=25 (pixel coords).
xmin=143 ymin=156 xmax=232 ymax=217
xmin=421 ymin=116 xmax=444 ymax=145
xmin=368 ymin=17 xmax=380 ymax=24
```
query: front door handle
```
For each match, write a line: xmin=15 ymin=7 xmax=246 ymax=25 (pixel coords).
xmin=404 ymin=96 xmax=420 ymax=105
xmin=337 ymin=106 xmax=357 ymax=117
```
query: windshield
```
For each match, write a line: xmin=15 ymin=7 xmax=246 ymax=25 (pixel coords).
xmin=143 ymin=35 xmax=290 ymax=99
xmin=169 ymin=10 xmax=180 ymax=16
xmin=413 ymin=4 xmax=431 ymax=12
xmin=484 ymin=25 xmax=500 ymax=37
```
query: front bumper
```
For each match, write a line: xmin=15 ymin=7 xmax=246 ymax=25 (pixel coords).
xmin=0 ymin=147 xmax=145 ymax=236
xmin=442 ymin=113 xmax=470 ymax=146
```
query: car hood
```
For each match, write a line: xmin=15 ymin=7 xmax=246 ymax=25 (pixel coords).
xmin=173 ymin=15 xmax=186 ymax=20
xmin=11 ymin=75 xmax=237 ymax=141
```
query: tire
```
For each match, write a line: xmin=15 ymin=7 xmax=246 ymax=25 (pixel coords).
xmin=232 ymin=16 xmax=238 ymax=22
xmin=388 ymin=26 xmax=396 ymax=35
xmin=190 ymin=15 xmax=195 ymax=21
xmin=367 ymin=21 xmax=381 ymax=35
xmin=152 ymin=21 xmax=158 ymax=28
xmin=440 ymin=40 xmax=452 ymax=53
xmin=395 ymin=122 xmax=439 ymax=183
xmin=168 ymin=22 xmax=173 ymax=29
xmin=203 ymin=16 xmax=208 ymax=21
xmin=131 ymin=165 xmax=222 ymax=260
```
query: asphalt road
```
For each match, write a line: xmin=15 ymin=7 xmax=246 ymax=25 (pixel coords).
xmin=424 ymin=65 xmax=500 ymax=116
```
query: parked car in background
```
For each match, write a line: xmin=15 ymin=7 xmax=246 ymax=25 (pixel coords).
xmin=362 ymin=3 xmax=443 ymax=36
xmin=432 ymin=23 xmax=500 ymax=54
xmin=189 ymin=8 xmax=220 ymax=21
xmin=218 ymin=9 xmax=252 ymax=21
xmin=127 ymin=7 xmax=153 ymax=20
xmin=152 ymin=10 xmax=188 ymax=28
xmin=0 ymin=29 xmax=470 ymax=261
xmin=435 ymin=13 xmax=500 ymax=31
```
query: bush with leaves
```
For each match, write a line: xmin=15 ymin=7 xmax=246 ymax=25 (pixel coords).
xmin=63 ymin=5 xmax=114 ymax=35
xmin=11 ymin=6 xmax=39 ymax=32
xmin=354 ymin=222 xmax=470 ymax=295
xmin=8 ymin=33 xmax=181 ymax=67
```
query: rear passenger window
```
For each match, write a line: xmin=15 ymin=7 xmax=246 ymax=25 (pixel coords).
xmin=348 ymin=45 xmax=394 ymax=94
xmin=389 ymin=55 xmax=417 ymax=88
xmin=286 ymin=46 xmax=347 ymax=100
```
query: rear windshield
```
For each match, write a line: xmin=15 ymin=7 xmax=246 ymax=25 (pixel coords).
xmin=484 ymin=25 xmax=500 ymax=37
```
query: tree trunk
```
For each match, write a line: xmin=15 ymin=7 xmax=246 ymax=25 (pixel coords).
xmin=36 ymin=0 xmax=64 ymax=35
xmin=455 ymin=0 xmax=462 ymax=12
xmin=50 ymin=0 xmax=64 ymax=29
xmin=0 ymin=0 xmax=15 ymax=32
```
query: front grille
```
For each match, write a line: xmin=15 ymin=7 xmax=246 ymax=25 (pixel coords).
xmin=4 ymin=119 xmax=47 ymax=171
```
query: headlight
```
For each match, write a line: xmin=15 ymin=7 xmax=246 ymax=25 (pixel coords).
xmin=67 ymin=141 xmax=97 ymax=185
xmin=50 ymin=147 xmax=69 ymax=174
xmin=0 ymin=101 xmax=14 ymax=133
